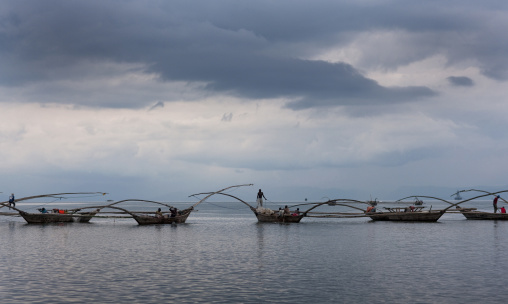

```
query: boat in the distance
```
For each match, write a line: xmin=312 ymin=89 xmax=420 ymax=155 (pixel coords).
xmin=19 ymin=209 xmax=99 ymax=224
xmin=0 ymin=192 xmax=107 ymax=224
xmin=101 ymin=184 xmax=253 ymax=225
xmin=367 ymin=207 xmax=444 ymax=222
xmin=251 ymin=206 xmax=305 ymax=223
xmin=451 ymin=191 xmax=462 ymax=200
xmin=202 ymin=192 xmax=340 ymax=223
xmin=131 ymin=208 xmax=193 ymax=225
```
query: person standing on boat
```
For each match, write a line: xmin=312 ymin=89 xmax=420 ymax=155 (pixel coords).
xmin=493 ymin=195 xmax=500 ymax=213
xmin=8 ymin=193 xmax=15 ymax=209
xmin=256 ymin=189 xmax=267 ymax=209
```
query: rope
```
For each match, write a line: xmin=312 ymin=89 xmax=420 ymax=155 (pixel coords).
xmin=203 ymin=201 xmax=245 ymax=210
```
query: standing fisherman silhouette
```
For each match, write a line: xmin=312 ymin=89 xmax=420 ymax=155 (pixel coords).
xmin=493 ymin=195 xmax=500 ymax=213
xmin=8 ymin=193 xmax=15 ymax=210
xmin=256 ymin=189 xmax=267 ymax=209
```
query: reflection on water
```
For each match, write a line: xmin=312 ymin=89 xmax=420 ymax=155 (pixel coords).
xmin=1 ymin=201 xmax=508 ymax=303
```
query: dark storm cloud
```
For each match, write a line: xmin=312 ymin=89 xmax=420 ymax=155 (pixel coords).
xmin=447 ymin=76 xmax=474 ymax=87
xmin=0 ymin=0 xmax=505 ymax=108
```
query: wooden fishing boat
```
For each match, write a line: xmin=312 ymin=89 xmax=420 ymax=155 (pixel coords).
xmin=367 ymin=207 xmax=445 ymax=222
xmin=100 ymin=184 xmax=253 ymax=225
xmin=19 ymin=211 xmax=75 ymax=223
xmin=456 ymin=208 xmax=508 ymax=220
xmin=460 ymin=211 xmax=508 ymax=220
xmin=131 ymin=208 xmax=192 ymax=225
xmin=0 ymin=192 xmax=106 ymax=224
xmin=18 ymin=210 xmax=98 ymax=224
xmin=251 ymin=207 xmax=304 ymax=223
xmin=205 ymin=190 xmax=344 ymax=223
xmin=73 ymin=210 xmax=99 ymax=223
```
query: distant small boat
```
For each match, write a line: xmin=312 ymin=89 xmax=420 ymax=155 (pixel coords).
xmin=452 ymin=191 xmax=462 ymax=200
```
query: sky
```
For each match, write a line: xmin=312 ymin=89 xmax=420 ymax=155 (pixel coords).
xmin=1 ymin=0 xmax=508 ymax=203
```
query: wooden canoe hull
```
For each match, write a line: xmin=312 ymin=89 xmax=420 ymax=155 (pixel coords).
xmin=254 ymin=212 xmax=304 ymax=223
xmin=20 ymin=212 xmax=74 ymax=224
xmin=19 ymin=211 xmax=97 ymax=224
xmin=368 ymin=211 xmax=444 ymax=222
xmin=132 ymin=211 xmax=191 ymax=225
xmin=73 ymin=212 xmax=97 ymax=223
xmin=460 ymin=211 xmax=508 ymax=220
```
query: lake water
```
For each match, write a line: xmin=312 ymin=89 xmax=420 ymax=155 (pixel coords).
xmin=1 ymin=199 xmax=507 ymax=303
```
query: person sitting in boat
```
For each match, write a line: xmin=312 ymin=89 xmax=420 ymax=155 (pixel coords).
xmin=278 ymin=207 xmax=284 ymax=218
xmin=170 ymin=207 xmax=178 ymax=217
xmin=284 ymin=205 xmax=290 ymax=215
xmin=366 ymin=205 xmax=376 ymax=213
xmin=292 ymin=208 xmax=300 ymax=216
xmin=155 ymin=208 xmax=163 ymax=217
xmin=409 ymin=206 xmax=415 ymax=212
xmin=501 ymin=206 xmax=506 ymax=214
xmin=38 ymin=207 xmax=48 ymax=213
xmin=256 ymin=189 xmax=267 ymax=209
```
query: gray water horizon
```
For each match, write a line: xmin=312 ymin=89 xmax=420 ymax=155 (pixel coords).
xmin=1 ymin=199 xmax=507 ymax=303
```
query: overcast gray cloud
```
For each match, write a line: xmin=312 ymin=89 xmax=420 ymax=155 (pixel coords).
xmin=1 ymin=0 xmax=506 ymax=109
xmin=1 ymin=0 xmax=508 ymax=201
xmin=448 ymin=76 xmax=474 ymax=87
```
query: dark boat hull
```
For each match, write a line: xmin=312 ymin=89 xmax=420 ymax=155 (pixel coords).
xmin=368 ymin=211 xmax=444 ymax=222
xmin=19 ymin=211 xmax=97 ymax=224
xmin=254 ymin=211 xmax=304 ymax=223
xmin=20 ymin=212 xmax=73 ymax=224
xmin=132 ymin=211 xmax=191 ymax=225
xmin=73 ymin=212 xmax=97 ymax=223
xmin=460 ymin=211 xmax=508 ymax=220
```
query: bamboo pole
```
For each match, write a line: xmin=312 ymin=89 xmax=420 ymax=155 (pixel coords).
xmin=0 ymin=192 xmax=107 ymax=213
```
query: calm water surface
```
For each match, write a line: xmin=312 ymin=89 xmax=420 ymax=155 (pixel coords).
xmin=1 ymin=200 xmax=508 ymax=303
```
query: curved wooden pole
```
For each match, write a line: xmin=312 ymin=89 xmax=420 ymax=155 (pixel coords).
xmin=457 ymin=189 xmax=508 ymax=204
xmin=98 ymin=199 xmax=176 ymax=212
xmin=301 ymin=202 xmax=335 ymax=215
xmin=189 ymin=184 xmax=253 ymax=208
xmin=443 ymin=190 xmax=508 ymax=211
xmin=198 ymin=192 xmax=254 ymax=209
xmin=327 ymin=198 xmax=371 ymax=206
xmin=396 ymin=195 xmax=453 ymax=205
xmin=396 ymin=190 xmax=508 ymax=212
xmin=324 ymin=202 xmax=368 ymax=212
xmin=95 ymin=205 xmax=137 ymax=217
xmin=195 ymin=193 xmax=359 ymax=216
xmin=0 ymin=192 xmax=107 ymax=213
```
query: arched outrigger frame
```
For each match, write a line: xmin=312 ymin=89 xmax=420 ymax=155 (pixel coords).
xmin=89 ymin=184 xmax=254 ymax=224
xmin=396 ymin=190 xmax=508 ymax=212
xmin=0 ymin=192 xmax=107 ymax=214
xmin=193 ymin=193 xmax=369 ymax=220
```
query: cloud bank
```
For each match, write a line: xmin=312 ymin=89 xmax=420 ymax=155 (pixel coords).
xmin=2 ymin=1 xmax=506 ymax=110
